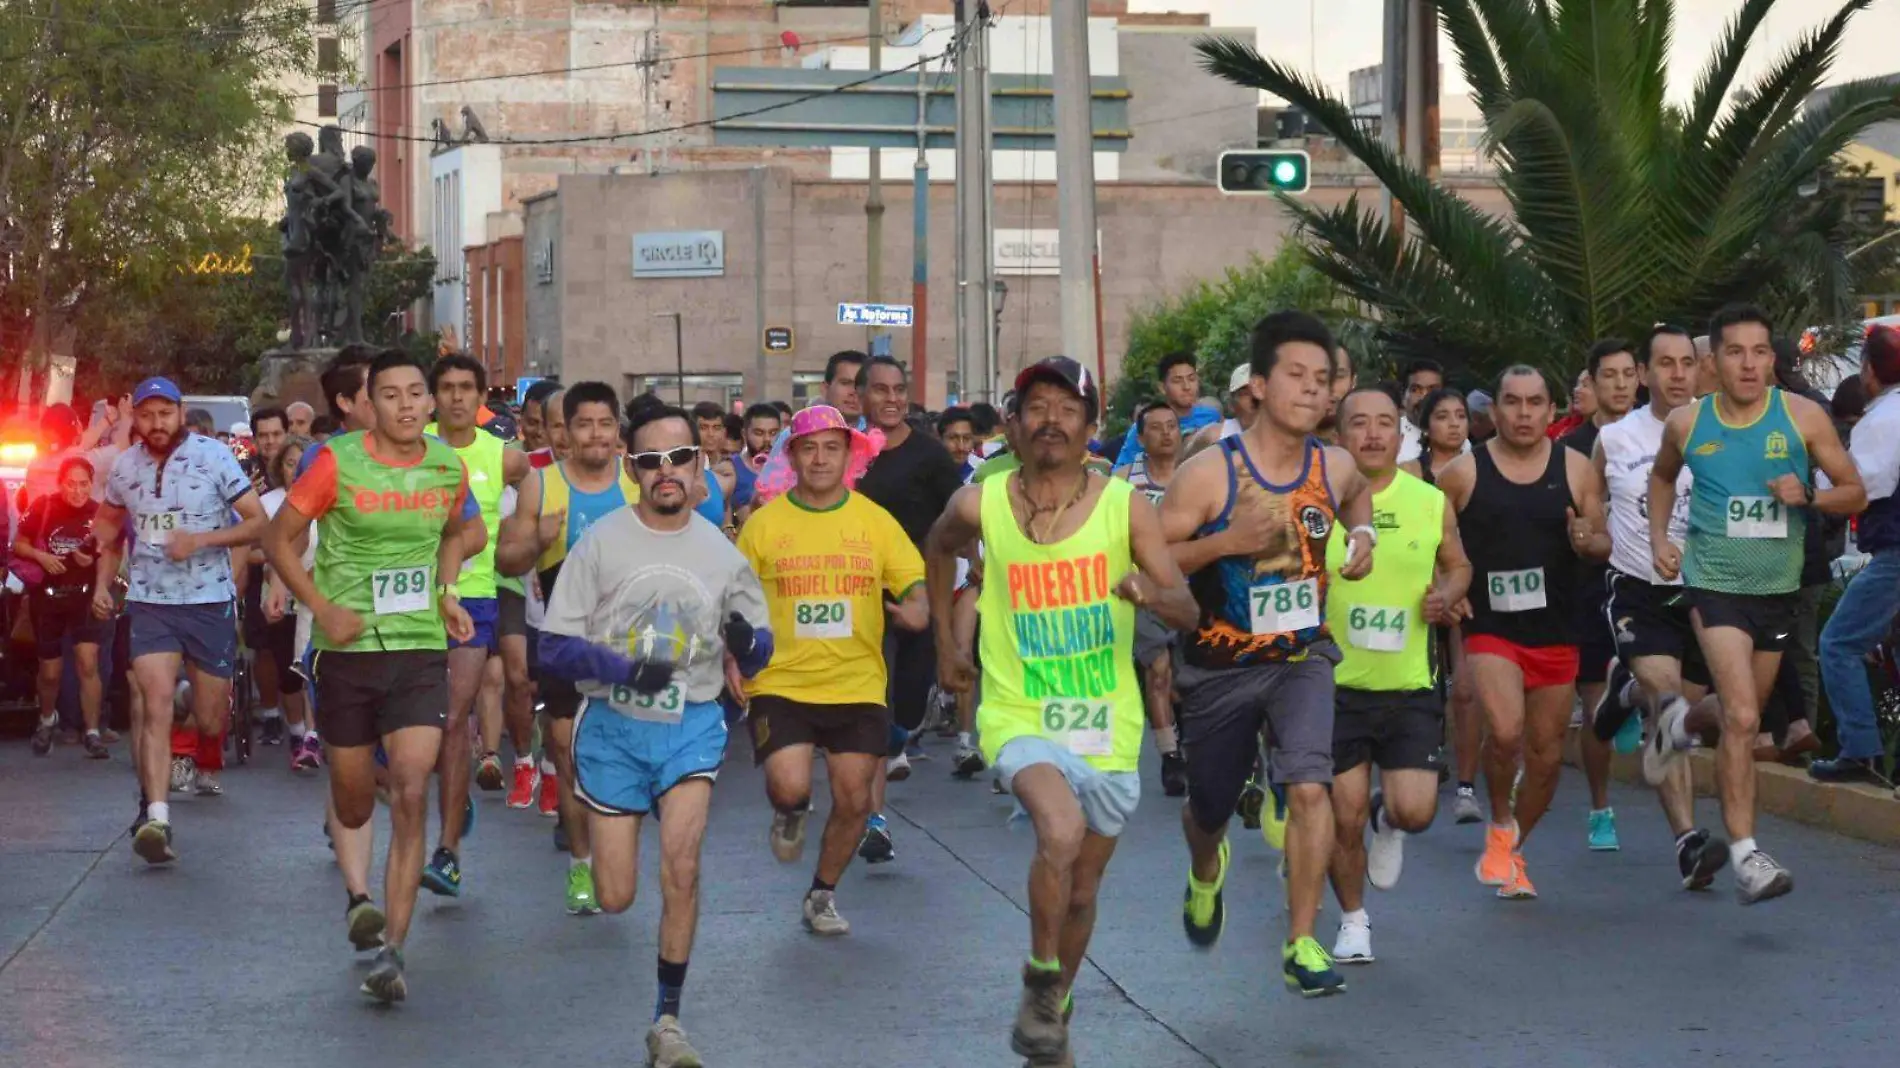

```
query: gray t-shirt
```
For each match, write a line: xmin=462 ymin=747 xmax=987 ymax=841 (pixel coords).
xmin=541 ymin=508 xmax=769 ymax=706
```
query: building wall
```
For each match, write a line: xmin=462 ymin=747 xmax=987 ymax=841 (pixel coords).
xmin=522 ymin=194 xmax=565 ymax=382
xmin=367 ymin=0 xmax=416 ymax=241
xmin=1115 ymin=24 xmax=1256 ymax=183
xmin=465 ymin=236 xmax=526 ymax=385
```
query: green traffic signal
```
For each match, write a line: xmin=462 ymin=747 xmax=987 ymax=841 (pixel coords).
xmin=1217 ymin=150 xmax=1311 ymax=195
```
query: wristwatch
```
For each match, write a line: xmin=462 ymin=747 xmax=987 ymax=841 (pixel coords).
xmin=1349 ymin=524 xmax=1379 ymax=547
xmin=436 ymin=582 xmax=461 ymax=600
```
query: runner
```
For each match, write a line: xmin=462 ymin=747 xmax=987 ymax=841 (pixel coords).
xmin=419 ymin=354 xmax=531 ymax=898
xmin=1115 ymin=402 xmax=1189 ymax=796
xmin=1589 ymin=324 xmax=1731 ymax=889
xmin=1325 ymin=387 xmax=1470 ymax=963
xmin=1433 ymin=364 xmax=1608 ymax=900
xmin=92 ymin=377 xmax=267 ymax=864
xmin=256 ymin=434 xmax=317 ymax=768
xmin=925 ymin=356 xmax=1194 ymax=1065
xmin=1113 ymin=352 xmax=1221 ymax=467
xmin=739 ymin=404 xmax=927 ymax=935
xmin=496 ymin=381 xmax=639 ymax=915
xmin=1158 ymin=311 xmax=1374 ymax=996
xmin=16 ymin=456 xmax=109 ymax=758
xmin=1646 ymin=303 xmax=1865 ymax=904
xmin=538 ymin=401 xmax=771 ymax=1068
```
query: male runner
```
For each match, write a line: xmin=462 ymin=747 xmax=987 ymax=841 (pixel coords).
xmin=1434 ymin=365 xmax=1608 ymax=900
xmin=1325 ymin=387 xmax=1470 ymax=963
xmin=1159 ymin=311 xmax=1373 ymax=996
xmin=740 ymin=405 xmax=927 ymax=935
xmin=1113 ymin=351 xmax=1221 ymax=467
xmin=497 ymin=381 xmax=639 ymax=915
xmin=1589 ymin=324 xmax=1731 ymax=889
xmin=1647 ymin=303 xmax=1864 ymax=904
xmin=263 ymin=350 xmax=480 ymax=1000
xmin=92 ymin=377 xmax=267 ymax=863
xmin=926 ymin=357 xmax=1194 ymax=1065
xmin=1115 ymin=402 xmax=1190 ymax=796
xmin=539 ymin=402 xmax=771 ymax=1068
xmin=420 ymin=354 xmax=531 ymax=897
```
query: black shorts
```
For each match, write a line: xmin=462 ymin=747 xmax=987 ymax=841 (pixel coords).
xmin=884 ymin=625 xmax=936 ymax=733
xmin=1684 ymin=588 xmax=1798 ymax=654
xmin=30 ymin=593 xmax=107 ymax=659
xmin=498 ymin=586 xmax=527 ymax=640
xmin=1332 ymin=688 xmax=1442 ymax=774
xmin=747 ymin=694 xmax=889 ymax=763
xmin=1604 ymin=573 xmax=1710 ymax=686
xmin=311 ymin=648 xmax=449 ymax=747
xmin=1576 ymin=570 xmax=1615 ymax=686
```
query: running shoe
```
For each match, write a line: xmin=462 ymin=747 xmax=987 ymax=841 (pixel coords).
xmin=952 ymin=743 xmax=987 ymax=779
xmin=420 ymin=846 xmax=463 ymax=897
xmin=291 ymin=735 xmax=322 ymax=771
xmin=1451 ymin=785 xmax=1483 ymax=825
xmin=538 ymin=771 xmax=561 ymax=817
xmin=361 ymin=946 xmax=406 ymax=1003
xmin=1365 ymin=793 xmax=1405 ymax=890
xmin=1587 ymin=808 xmax=1620 ymax=852
xmin=170 ymin=755 xmax=195 ymax=794
xmin=1612 ymin=705 xmax=1644 ymax=754
xmin=1497 ymin=853 xmax=1537 ymax=900
xmin=565 ymin=862 xmax=600 ymax=916
xmin=133 ymin=819 xmax=176 ymax=864
xmin=646 ymin=1015 xmax=703 ymax=1068
xmin=1807 ymin=756 xmax=1883 ymax=785
xmin=30 ymin=718 xmax=55 ymax=756
xmin=1735 ymin=849 xmax=1793 ymax=905
xmin=507 ymin=761 xmax=541 ymax=809
xmin=1475 ymin=822 xmax=1516 ymax=886
xmin=1236 ymin=779 xmax=1266 ymax=829
xmin=858 ymin=816 xmax=895 ymax=864
xmin=194 ymin=771 xmax=223 ymax=797
xmin=1261 ymin=783 xmax=1289 ymax=851
xmin=1282 ymin=935 xmax=1347 ymax=997
xmin=1644 ymin=694 xmax=1691 ymax=786
xmin=1181 ymin=837 xmax=1229 ymax=947
xmin=886 ymin=751 xmax=912 ymax=782
xmin=802 ymin=889 xmax=850 ymax=936
xmin=1676 ymin=828 xmax=1728 ymax=891
xmin=83 ymin=733 xmax=109 ymax=759
xmin=475 ymin=752 xmax=505 ymax=792
xmin=1160 ymin=751 xmax=1189 ymax=798
xmin=260 ymin=717 xmax=285 ymax=746
xmin=1332 ymin=918 xmax=1374 ymax=965
xmin=770 ymin=807 xmax=808 ymax=864
xmin=1010 ymin=964 xmax=1068 ymax=1063
xmin=346 ymin=894 xmax=387 ymax=950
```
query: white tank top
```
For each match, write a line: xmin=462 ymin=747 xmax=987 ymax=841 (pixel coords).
xmin=1598 ymin=405 xmax=1693 ymax=584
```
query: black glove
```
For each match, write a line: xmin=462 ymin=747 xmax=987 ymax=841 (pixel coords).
xmin=624 ymin=657 xmax=676 ymax=697
xmin=722 ymin=611 xmax=756 ymax=657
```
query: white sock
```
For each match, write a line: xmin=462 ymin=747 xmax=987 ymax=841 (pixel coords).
xmin=37 ymin=713 xmax=56 ymax=727
xmin=541 ymin=757 xmax=557 ymax=776
xmin=570 ymin=855 xmax=587 ymax=870
xmin=259 ymin=706 xmax=282 ymax=720
xmin=148 ymin=801 xmax=170 ymax=823
xmin=1152 ymin=726 xmax=1178 ymax=756
xmin=1341 ymin=907 xmax=1369 ymax=927
xmin=86 ymin=727 xmax=100 ymax=738
xmin=289 ymin=721 xmax=307 ymax=739
xmin=515 ymin=755 xmax=535 ymax=768
xmin=956 ymin=731 xmax=973 ymax=747
xmin=1730 ymin=837 xmax=1757 ymax=866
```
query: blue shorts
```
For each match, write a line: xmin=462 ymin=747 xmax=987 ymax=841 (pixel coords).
xmin=449 ymin=596 xmax=499 ymax=652
xmin=128 ymin=601 xmax=237 ymax=679
xmin=994 ymin=735 xmax=1141 ymax=838
xmin=571 ymin=697 xmax=728 ymax=817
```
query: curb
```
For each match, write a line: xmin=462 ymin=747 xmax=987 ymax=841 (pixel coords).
xmin=1562 ymin=727 xmax=1900 ymax=849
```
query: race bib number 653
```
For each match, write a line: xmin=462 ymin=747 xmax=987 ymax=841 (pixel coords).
xmin=1040 ymin=698 xmax=1112 ymax=757
xmin=609 ymin=683 xmax=684 ymax=724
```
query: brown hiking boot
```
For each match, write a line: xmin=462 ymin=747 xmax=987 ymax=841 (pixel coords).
xmin=1010 ymin=963 xmax=1068 ymax=1063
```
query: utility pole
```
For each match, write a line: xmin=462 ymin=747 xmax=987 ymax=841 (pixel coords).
xmin=912 ymin=62 xmax=931 ymax=405
xmin=1050 ymin=0 xmax=1099 ymax=378
xmin=954 ymin=1 xmax=995 ymax=403
xmin=865 ymin=1 xmax=886 ymax=353
xmin=1380 ymin=0 xmax=1437 ymax=236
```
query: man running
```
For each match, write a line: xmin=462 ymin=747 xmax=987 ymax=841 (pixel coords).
xmin=1646 ymin=303 xmax=1864 ymax=904
xmin=1113 ymin=351 xmax=1221 ymax=467
xmin=740 ymin=405 xmax=927 ymax=935
xmin=1590 ymin=324 xmax=1731 ymax=889
xmin=263 ymin=350 xmax=480 ymax=1000
xmin=420 ymin=354 xmax=531 ymax=897
xmin=92 ymin=377 xmax=267 ymax=863
xmin=1115 ymin=402 xmax=1189 ymax=795
xmin=926 ymin=357 xmax=1194 ymax=1066
xmin=1434 ymin=365 xmax=1608 ymax=900
xmin=1159 ymin=311 xmax=1373 ymax=997
xmin=539 ymin=402 xmax=770 ymax=1068
xmin=1325 ymin=387 xmax=1470 ymax=963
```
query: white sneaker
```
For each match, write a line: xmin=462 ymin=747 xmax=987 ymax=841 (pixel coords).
xmin=1644 ymin=694 xmax=1691 ymax=786
xmin=1333 ymin=918 xmax=1374 ymax=964
xmin=1451 ymin=786 xmax=1482 ymax=825
xmin=194 ymin=770 xmax=223 ymax=797
xmin=1734 ymin=849 xmax=1793 ymax=906
xmin=1366 ymin=794 xmax=1406 ymax=891
xmin=769 ymin=807 xmax=808 ymax=864
xmin=886 ymin=751 xmax=912 ymax=782
xmin=170 ymin=756 xmax=195 ymax=794
xmin=645 ymin=1015 xmax=703 ymax=1068
xmin=801 ymin=889 xmax=850 ymax=936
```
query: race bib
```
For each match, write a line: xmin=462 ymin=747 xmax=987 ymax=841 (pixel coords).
xmin=135 ymin=510 xmax=182 ymax=547
xmin=1249 ymin=577 xmax=1320 ymax=634
xmin=1346 ymin=605 xmax=1408 ymax=652
xmin=793 ymin=598 xmax=852 ymax=639
xmin=1486 ymin=568 xmax=1546 ymax=613
xmin=370 ymin=565 xmax=431 ymax=616
xmin=1726 ymin=496 xmax=1787 ymax=539
xmin=1040 ymin=698 xmax=1112 ymax=757
xmin=608 ymin=682 xmax=684 ymax=724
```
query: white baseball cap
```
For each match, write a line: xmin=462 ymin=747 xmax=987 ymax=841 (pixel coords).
xmin=1228 ymin=364 xmax=1253 ymax=394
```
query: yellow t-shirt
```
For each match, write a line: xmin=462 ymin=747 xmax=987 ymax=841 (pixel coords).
xmin=737 ymin=490 xmax=926 ymax=706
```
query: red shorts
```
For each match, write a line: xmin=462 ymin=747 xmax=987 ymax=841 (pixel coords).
xmin=1463 ymin=634 xmax=1580 ymax=690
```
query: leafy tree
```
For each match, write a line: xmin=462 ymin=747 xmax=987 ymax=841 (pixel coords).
xmin=1195 ymin=0 xmax=1900 ymax=383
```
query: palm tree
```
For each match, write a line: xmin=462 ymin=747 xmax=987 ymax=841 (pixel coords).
xmin=1196 ymin=0 xmax=1900 ymax=382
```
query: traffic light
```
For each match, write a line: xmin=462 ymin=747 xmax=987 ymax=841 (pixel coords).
xmin=1217 ymin=150 xmax=1311 ymax=195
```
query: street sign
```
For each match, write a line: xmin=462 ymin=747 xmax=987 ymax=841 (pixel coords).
xmin=837 ymin=302 xmax=914 ymax=328
xmin=764 ymin=326 xmax=794 ymax=353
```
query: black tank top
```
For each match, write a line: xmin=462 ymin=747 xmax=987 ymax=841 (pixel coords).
xmin=1459 ymin=442 xmax=1578 ymax=647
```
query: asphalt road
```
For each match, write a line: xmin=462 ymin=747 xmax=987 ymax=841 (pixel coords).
xmin=4 ymin=730 xmax=1897 ymax=1068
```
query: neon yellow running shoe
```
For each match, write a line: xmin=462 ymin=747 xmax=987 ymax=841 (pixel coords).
xmin=1283 ymin=935 xmax=1346 ymax=997
xmin=1182 ymin=837 xmax=1229 ymax=947
xmin=1261 ymin=783 xmax=1289 ymax=851
xmin=565 ymin=861 xmax=600 ymax=916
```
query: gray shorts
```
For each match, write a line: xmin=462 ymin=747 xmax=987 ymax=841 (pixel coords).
xmin=127 ymin=600 xmax=238 ymax=680
xmin=1176 ymin=641 xmax=1340 ymax=833
xmin=1132 ymin=608 xmax=1176 ymax=665
xmin=994 ymin=735 xmax=1141 ymax=838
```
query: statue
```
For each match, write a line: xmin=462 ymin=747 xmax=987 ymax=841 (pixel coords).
xmin=278 ymin=124 xmax=389 ymax=348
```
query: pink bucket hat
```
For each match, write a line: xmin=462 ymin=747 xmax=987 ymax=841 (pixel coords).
xmin=753 ymin=404 xmax=884 ymax=505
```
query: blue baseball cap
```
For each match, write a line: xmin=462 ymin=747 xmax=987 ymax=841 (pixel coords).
xmin=132 ymin=377 xmax=183 ymax=406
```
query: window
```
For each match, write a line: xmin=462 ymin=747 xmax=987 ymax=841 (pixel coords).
xmin=317 ymin=37 xmax=340 ymax=74
xmin=316 ymin=0 xmax=336 ymax=23
xmin=317 ymin=84 xmax=338 ymax=117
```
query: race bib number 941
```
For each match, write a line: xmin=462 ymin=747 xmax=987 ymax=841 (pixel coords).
xmin=371 ymin=566 xmax=431 ymax=616
xmin=1040 ymin=698 xmax=1112 ymax=757
xmin=1726 ymin=496 xmax=1787 ymax=539
xmin=1249 ymin=577 xmax=1320 ymax=634
xmin=609 ymin=683 xmax=684 ymax=724
xmin=793 ymin=599 xmax=852 ymax=639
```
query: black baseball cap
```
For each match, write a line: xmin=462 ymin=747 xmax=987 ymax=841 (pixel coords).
xmin=1012 ymin=357 xmax=1101 ymax=421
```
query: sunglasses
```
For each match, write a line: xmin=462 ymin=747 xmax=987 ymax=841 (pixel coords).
xmin=628 ymin=445 xmax=700 ymax=471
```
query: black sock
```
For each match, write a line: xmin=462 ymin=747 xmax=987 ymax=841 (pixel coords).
xmin=347 ymin=891 xmax=370 ymax=911
xmin=1457 ymin=780 xmax=1475 ymax=792
xmin=655 ymin=957 xmax=688 ymax=1021
xmin=810 ymin=876 xmax=836 ymax=894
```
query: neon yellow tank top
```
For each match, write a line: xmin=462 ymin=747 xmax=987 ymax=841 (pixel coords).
xmin=976 ymin=474 xmax=1142 ymax=772
xmin=1324 ymin=470 xmax=1444 ymax=692
xmin=426 ymin=424 xmax=505 ymax=599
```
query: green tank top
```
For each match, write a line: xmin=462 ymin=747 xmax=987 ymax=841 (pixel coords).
xmin=426 ymin=424 xmax=505 ymax=599
xmin=1682 ymin=388 xmax=1809 ymax=595
xmin=1324 ymin=470 xmax=1443 ymax=692
xmin=313 ymin=432 xmax=465 ymax=653
xmin=975 ymin=474 xmax=1142 ymax=772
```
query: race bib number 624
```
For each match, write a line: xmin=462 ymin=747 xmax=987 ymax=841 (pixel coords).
xmin=1040 ymin=698 xmax=1113 ymax=757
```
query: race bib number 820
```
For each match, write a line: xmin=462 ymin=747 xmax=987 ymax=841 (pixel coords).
xmin=793 ymin=599 xmax=851 ymax=639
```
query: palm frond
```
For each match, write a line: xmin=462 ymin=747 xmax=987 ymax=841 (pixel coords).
xmin=1435 ymin=2 xmax=1509 ymax=116
xmin=1683 ymin=0 xmax=1780 ymax=137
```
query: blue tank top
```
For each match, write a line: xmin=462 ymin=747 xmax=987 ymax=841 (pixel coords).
xmin=567 ymin=481 xmax=631 ymax=554
xmin=695 ymin=467 xmax=726 ymax=526
xmin=1682 ymin=387 xmax=1809 ymax=595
